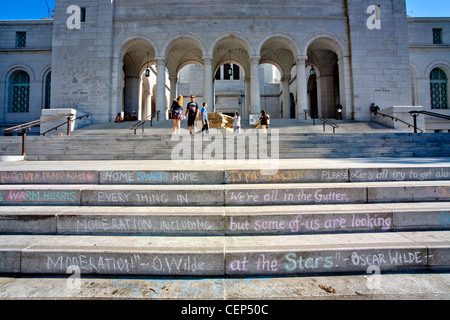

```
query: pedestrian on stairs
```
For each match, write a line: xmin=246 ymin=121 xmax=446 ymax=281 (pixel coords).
xmin=201 ymin=102 xmax=209 ymax=134
xmin=185 ymin=95 xmax=199 ymax=134
xmin=370 ymin=103 xmax=380 ymax=115
xmin=172 ymin=95 xmax=184 ymax=134
xmin=255 ymin=110 xmax=270 ymax=133
xmin=234 ymin=112 xmax=241 ymax=134
xmin=335 ymin=102 xmax=343 ymax=120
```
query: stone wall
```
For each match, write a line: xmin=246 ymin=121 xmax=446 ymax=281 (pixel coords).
xmin=408 ymin=18 xmax=450 ymax=131
xmin=50 ymin=0 xmax=115 ymax=123
xmin=346 ymin=0 xmax=413 ymax=120
xmin=0 ymin=20 xmax=53 ymax=124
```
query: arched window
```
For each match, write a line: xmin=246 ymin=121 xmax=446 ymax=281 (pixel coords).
xmin=9 ymin=71 xmax=30 ymax=113
xmin=430 ymin=68 xmax=448 ymax=109
xmin=44 ymin=72 xmax=51 ymax=109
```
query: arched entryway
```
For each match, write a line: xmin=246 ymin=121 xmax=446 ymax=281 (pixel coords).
xmin=165 ymin=36 xmax=204 ymax=117
xmin=302 ymin=35 xmax=350 ymax=119
xmin=211 ymin=34 xmax=250 ymax=117
xmin=213 ymin=61 xmax=245 ymax=117
xmin=259 ymin=36 xmax=298 ymax=119
xmin=307 ymin=42 xmax=340 ymax=118
xmin=121 ymin=38 xmax=158 ymax=120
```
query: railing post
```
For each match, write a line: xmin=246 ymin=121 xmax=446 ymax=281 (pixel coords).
xmin=142 ymin=120 xmax=145 ymax=134
xmin=67 ymin=116 xmax=72 ymax=136
xmin=409 ymin=111 xmax=420 ymax=134
xmin=21 ymin=129 xmax=27 ymax=156
xmin=412 ymin=114 xmax=418 ymax=133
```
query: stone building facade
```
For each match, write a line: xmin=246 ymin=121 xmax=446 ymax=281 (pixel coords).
xmin=0 ymin=0 xmax=449 ymax=131
xmin=408 ymin=18 xmax=450 ymax=131
xmin=0 ymin=19 xmax=53 ymax=125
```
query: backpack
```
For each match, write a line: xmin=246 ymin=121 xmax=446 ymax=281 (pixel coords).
xmin=171 ymin=100 xmax=178 ymax=112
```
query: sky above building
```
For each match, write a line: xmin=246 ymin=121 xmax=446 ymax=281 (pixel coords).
xmin=0 ymin=0 xmax=448 ymax=20
xmin=406 ymin=0 xmax=450 ymax=17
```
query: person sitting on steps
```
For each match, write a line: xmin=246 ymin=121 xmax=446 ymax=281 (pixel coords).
xmin=370 ymin=103 xmax=380 ymax=115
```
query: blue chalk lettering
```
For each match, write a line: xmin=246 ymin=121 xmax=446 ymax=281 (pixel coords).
xmin=441 ymin=213 xmax=449 ymax=227
xmin=136 ymin=172 xmax=168 ymax=182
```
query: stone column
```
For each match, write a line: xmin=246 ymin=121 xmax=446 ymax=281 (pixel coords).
xmin=244 ymin=75 xmax=251 ymax=119
xmin=250 ymin=56 xmax=261 ymax=116
xmin=145 ymin=91 xmax=152 ymax=120
xmin=111 ymin=58 xmax=123 ymax=121
xmin=203 ymin=56 xmax=214 ymax=111
xmin=220 ymin=65 xmax=224 ymax=80
xmin=338 ymin=56 xmax=354 ymax=119
xmin=156 ymin=58 xmax=167 ymax=119
xmin=281 ymin=75 xmax=291 ymax=119
xmin=296 ymin=56 xmax=308 ymax=119
xmin=169 ymin=75 xmax=178 ymax=103
xmin=316 ymin=76 xmax=323 ymax=118
xmin=336 ymin=57 xmax=345 ymax=119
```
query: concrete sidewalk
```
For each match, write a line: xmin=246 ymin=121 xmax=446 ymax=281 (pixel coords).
xmin=1 ymin=272 xmax=449 ymax=300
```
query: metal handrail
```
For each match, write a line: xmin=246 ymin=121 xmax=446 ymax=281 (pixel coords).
xmin=42 ymin=114 xmax=89 ymax=136
xmin=371 ymin=110 xmax=424 ymax=133
xmin=304 ymin=109 xmax=339 ymax=133
xmin=3 ymin=113 xmax=73 ymax=134
xmin=2 ymin=113 xmax=74 ymax=156
xmin=410 ymin=110 xmax=450 ymax=121
xmin=409 ymin=110 xmax=450 ymax=133
xmin=130 ymin=110 xmax=160 ymax=135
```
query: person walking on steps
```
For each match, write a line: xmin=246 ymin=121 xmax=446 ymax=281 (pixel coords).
xmin=185 ymin=95 xmax=198 ymax=134
xmin=171 ymin=95 xmax=183 ymax=134
xmin=233 ymin=112 xmax=241 ymax=134
xmin=254 ymin=110 xmax=270 ymax=133
xmin=335 ymin=102 xmax=343 ymax=120
xmin=201 ymin=102 xmax=209 ymax=134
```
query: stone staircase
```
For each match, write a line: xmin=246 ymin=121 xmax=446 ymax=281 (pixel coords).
xmin=1 ymin=159 xmax=449 ymax=277
xmin=1 ymin=119 xmax=450 ymax=160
